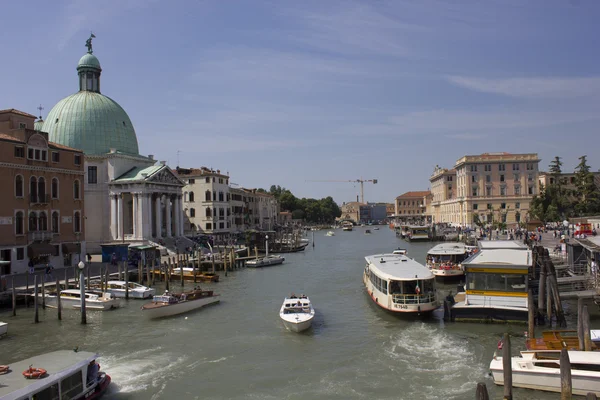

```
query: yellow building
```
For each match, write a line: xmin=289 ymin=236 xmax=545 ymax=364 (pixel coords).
xmin=431 ymin=152 xmax=540 ymax=227
xmin=394 ymin=191 xmax=431 ymax=221
xmin=538 ymin=171 xmax=600 ymax=193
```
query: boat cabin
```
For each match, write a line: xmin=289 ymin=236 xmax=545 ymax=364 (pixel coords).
xmin=426 ymin=243 xmax=469 ymax=267
xmin=478 ymin=240 xmax=529 ymax=251
xmin=407 ymin=225 xmax=430 ymax=241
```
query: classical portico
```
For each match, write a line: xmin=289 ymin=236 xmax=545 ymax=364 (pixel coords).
xmin=109 ymin=165 xmax=184 ymax=242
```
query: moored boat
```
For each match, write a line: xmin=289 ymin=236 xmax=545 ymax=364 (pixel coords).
xmin=0 ymin=321 xmax=7 ymax=337
xmin=342 ymin=223 xmax=353 ymax=231
xmin=392 ymin=248 xmax=407 ymax=255
xmin=246 ymin=255 xmax=285 ymax=268
xmin=99 ymin=280 xmax=155 ymax=299
xmin=279 ymin=294 xmax=315 ymax=332
xmin=37 ymin=289 xmax=119 ymax=311
xmin=0 ymin=349 xmax=111 ymax=400
xmin=490 ymin=349 xmax=600 ymax=396
xmin=325 ymin=231 xmax=335 ymax=237
xmin=365 ymin=229 xmax=371 ymax=234
xmin=363 ymin=253 xmax=438 ymax=315
xmin=426 ymin=243 xmax=469 ymax=278
xmin=169 ymin=267 xmax=220 ymax=282
xmin=141 ymin=288 xmax=220 ymax=319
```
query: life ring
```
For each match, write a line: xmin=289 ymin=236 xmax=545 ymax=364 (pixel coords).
xmin=23 ymin=367 xmax=47 ymax=379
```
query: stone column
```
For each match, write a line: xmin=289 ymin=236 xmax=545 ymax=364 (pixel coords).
xmin=155 ymin=194 xmax=162 ymax=239
xmin=141 ymin=193 xmax=150 ymax=239
xmin=117 ymin=193 xmax=124 ymax=239
xmin=173 ymin=195 xmax=179 ymax=237
xmin=110 ymin=194 xmax=117 ymax=240
xmin=166 ymin=195 xmax=172 ymax=237
xmin=179 ymin=195 xmax=184 ymax=236
xmin=132 ymin=193 xmax=138 ymax=239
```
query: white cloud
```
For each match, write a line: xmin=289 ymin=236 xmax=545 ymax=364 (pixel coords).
xmin=447 ymin=75 xmax=600 ymax=98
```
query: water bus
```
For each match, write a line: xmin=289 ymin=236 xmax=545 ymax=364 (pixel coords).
xmin=426 ymin=243 xmax=470 ymax=279
xmin=406 ymin=225 xmax=430 ymax=241
xmin=363 ymin=253 xmax=438 ymax=315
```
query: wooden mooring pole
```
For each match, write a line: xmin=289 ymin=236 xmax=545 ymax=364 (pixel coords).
xmin=560 ymin=348 xmax=572 ymax=400
xmin=56 ymin=277 xmax=62 ymax=320
xmin=41 ymin=276 xmax=46 ymax=309
xmin=11 ymin=276 xmax=16 ymax=316
xmin=502 ymin=333 xmax=512 ymax=400
xmin=538 ymin=259 xmax=547 ymax=324
xmin=34 ymin=275 xmax=39 ymax=323
xmin=583 ymin=305 xmax=592 ymax=351
xmin=475 ymin=382 xmax=490 ymax=400
xmin=578 ymin=297 xmax=585 ymax=350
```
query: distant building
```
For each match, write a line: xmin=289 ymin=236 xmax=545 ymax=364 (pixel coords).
xmin=538 ymin=171 xmax=600 ymax=194
xmin=394 ymin=191 xmax=431 ymax=221
xmin=279 ymin=211 xmax=292 ymax=225
xmin=359 ymin=203 xmax=388 ymax=223
xmin=0 ymin=109 xmax=85 ymax=274
xmin=339 ymin=202 xmax=364 ymax=223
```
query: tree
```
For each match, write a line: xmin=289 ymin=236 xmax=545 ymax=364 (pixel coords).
xmin=573 ymin=155 xmax=600 ymax=215
xmin=279 ymin=191 xmax=298 ymax=212
xmin=291 ymin=209 xmax=305 ymax=220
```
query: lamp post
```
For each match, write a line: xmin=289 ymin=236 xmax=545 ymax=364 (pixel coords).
xmin=78 ymin=261 xmax=86 ymax=324
xmin=265 ymin=235 xmax=269 ymax=258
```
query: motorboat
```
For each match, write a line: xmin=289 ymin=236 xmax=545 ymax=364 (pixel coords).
xmin=325 ymin=231 xmax=335 ymax=237
xmin=392 ymin=248 xmax=407 ymax=255
xmin=0 ymin=321 xmax=7 ymax=337
xmin=342 ymin=223 xmax=353 ymax=231
xmin=363 ymin=253 xmax=438 ymax=315
xmin=490 ymin=349 xmax=600 ymax=396
xmin=38 ymin=289 xmax=119 ymax=311
xmin=373 ymin=227 xmax=380 ymax=230
xmin=365 ymin=229 xmax=372 ymax=234
xmin=426 ymin=243 xmax=469 ymax=278
xmin=169 ymin=266 xmax=220 ymax=282
xmin=102 ymin=280 xmax=155 ymax=299
xmin=246 ymin=255 xmax=285 ymax=268
xmin=141 ymin=288 xmax=220 ymax=319
xmin=279 ymin=294 xmax=315 ymax=332
xmin=0 ymin=349 xmax=110 ymax=400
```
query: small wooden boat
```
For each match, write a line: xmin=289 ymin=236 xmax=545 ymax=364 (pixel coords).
xmin=162 ymin=268 xmax=220 ymax=282
xmin=246 ymin=255 xmax=285 ymax=268
xmin=141 ymin=288 xmax=220 ymax=319
xmin=526 ymin=330 xmax=599 ymax=351
xmin=0 ymin=321 xmax=7 ymax=337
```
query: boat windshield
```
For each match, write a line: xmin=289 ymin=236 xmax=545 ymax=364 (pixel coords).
xmin=153 ymin=295 xmax=176 ymax=303
xmin=283 ymin=306 xmax=310 ymax=314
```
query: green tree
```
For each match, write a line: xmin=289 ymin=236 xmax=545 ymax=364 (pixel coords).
xmin=279 ymin=191 xmax=298 ymax=212
xmin=291 ymin=209 xmax=305 ymax=220
xmin=574 ymin=155 xmax=600 ymax=215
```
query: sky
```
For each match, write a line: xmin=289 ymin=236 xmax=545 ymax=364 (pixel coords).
xmin=2 ymin=0 xmax=599 ymax=204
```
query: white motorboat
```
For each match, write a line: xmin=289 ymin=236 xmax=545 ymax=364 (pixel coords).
xmin=363 ymin=253 xmax=438 ymax=314
xmin=392 ymin=248 xmax=407 ymax=255
xmin=426 ymin=243 xmax=469 ymax=278
xmin=279 ymin=295 xmax=315 ymax=332
xmin=246 ymin=255 xmax=285 ymax=268
xmin=342 ymin=223 xmax=353 ymax=231
xmin=141 ymin=289 xmax=219 ymax=319
xmin=104 ymin=280 xmax=155 ymax=299
xmin=0 ymin=321 xmax=7 ymax=337
xmin=325 ymin=231 xmax=335 ymax=237
xmin=38 ymin=289 xmax=119 ymax=311
xmin=490 ymin=350 xmax=600 ymax=396
xmin=0 ymin=349 xmax=111 ymax=400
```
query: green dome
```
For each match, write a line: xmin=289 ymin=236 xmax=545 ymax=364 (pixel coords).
xmin=44 ymin=91 xmax=139 ymax=155
xmin=34 ymin=119 xmax=44 ymax=131
xmin=78 ymin=53 xmax=101 ymax=70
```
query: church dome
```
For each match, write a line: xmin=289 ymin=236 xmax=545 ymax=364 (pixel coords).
xmin=34 ymin=118 xmax=44 ymax=131
xmin=44 ymin=36 xmax=139 ymax=156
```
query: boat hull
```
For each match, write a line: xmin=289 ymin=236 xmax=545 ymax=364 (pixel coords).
xmin=76 ymin=373 xmax=111 ymax=400
xmin=490 ymin=358 xmax=600 ymax=396
xmin=431 ymin=268 xmax=464 ymax=278
xmin=246 ymin=257 xmax=285 ymax=268
xmin=0 ymin=322 xmax=7 ymax=336
xmin=107 ymin=288 xmax=155 ymax=299
xmin=41 ymin=295 xmax=119 ymax=311
xmin=450 ymin=303 xmax=527 ymax=323
xmin=142 ymin=296 xmax=220 ymax=319
xmin=281 ymin=317 xmax=313 ymax=332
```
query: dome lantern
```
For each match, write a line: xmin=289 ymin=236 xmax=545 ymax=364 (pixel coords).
xmin=78 ymin=33 xmax=101 ymax=93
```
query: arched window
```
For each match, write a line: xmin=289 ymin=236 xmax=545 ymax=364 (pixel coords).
xmin=190 ymin=208 xmax=196 ymax=217
xmin=189 ymin=192 xmax=195 ymax=202
xmin=30 ymin=177 xmax=37 ymax=202
xmin=15 ymin=211 xmax=24 ymax=235
xmin=15 ymin=175 xmax=23 ymax=197
xmin=38 ymin=177 xmax=46 ymax=202
xmin=219 ymin=191 xmax=224 ymax=202
xmin=206 ymin=207 xmax=212 ymax=217
xmin=39 ymin=211 xmax=48 ymax=231
xmin=52 ymin=211 xmax=59 ymax=233
xmin=29 ymin=211 xmax=37 ymax=232
xmin=52 ymin=178 xmax=59 ymax=199
xmin=205 ymin=190 xmax=211 ymax=201
xmin=213 ymin=191 xmax=216 ymax=201
xmin=74 ymin=180 xmax=80 ymax=200
xmin=74 ymin=211 xmax=81 ymax=232
xmin=183 ymin=192 xmax=188 ymax=202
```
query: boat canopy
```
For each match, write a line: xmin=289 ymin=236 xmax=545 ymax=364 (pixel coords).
xmin=365 ymin=254 xmax=433 ymax=281
xmin=427 ymin=243 xmax=467 ymax=256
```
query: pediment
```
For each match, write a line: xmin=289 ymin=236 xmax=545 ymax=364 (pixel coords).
xmin=148 ymin=167 xmax=184 ymax=186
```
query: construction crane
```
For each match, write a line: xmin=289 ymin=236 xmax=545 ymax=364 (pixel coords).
xmin=305 ymin=178 xmax=378 ymax=204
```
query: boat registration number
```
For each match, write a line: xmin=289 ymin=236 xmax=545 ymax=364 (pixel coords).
xmin=395 ymin=304 xmax=409 ymax=309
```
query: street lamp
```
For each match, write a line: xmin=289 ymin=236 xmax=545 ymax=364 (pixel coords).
xmin=265 ymin=235 xmax=269 ymax=258
xmin=78 ymin=261 xmax=86 ymax=324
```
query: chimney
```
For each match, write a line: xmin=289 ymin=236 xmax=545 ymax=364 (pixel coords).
xmin=148 ymin=154 xmax=154 ymax=160
xmin=356 ymin=195 xmax=359 ymax=202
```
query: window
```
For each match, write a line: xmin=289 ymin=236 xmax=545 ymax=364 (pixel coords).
xmin=213 ymin=191 xmax=216 ymax=201
xmin=38 ymin=177 xmax=46 ymax=201
xmin=501 ymin=203 xmax=506 ymax=209
xmin=219 ymin=208 xmax=225 ymax=219
xmin=206 ymin=207 xmax=212 ymax=217
xmin=212 ymin=177 xmax=215 ymax=182
xmin=219 ymin=192 xmax=224 ymax=202
xmin=88 ymin=166 xmax=97 ymax=184
xmin=52 ymin=211 xmax=59 ymax=233
xmin=32 ymin=383 xmax=60 ymax=399
xmin=485 ymin=175 xmax=491 ymax=183
xmin=205 ymin=190 xmax=211 ymax=201
xmin=515 ymin=202 xmax=520 ymax=209
xmin=219 ymin=222 xmax=224 ymax=229
xmin=39 ymin=211 xmax=48 ymax=231
xmin=41 ymin=150 xmax=47 ymax=161
xmin=19 ymin=122 xmax=26 ymax=129
xmin=500 ymin=186 xmax=506 ymax=196
xmin=61 ymin=371 xmax=83 ymax=399
xmin=52 ymin=178 xmax=59 ymax=199
xmin=74 ymin=180 xmax=80 ymax=199
xmin=219 ymin=178 xmax=224 ymax=184
xmin=190 ymin=208 xmax=196 ymax=217
xmin=499 ymin=164 xmax=506 ymax=171
xmin=512 ymin=163 xmax=520 ymax=171
xmin=526 ymin=163 xmax=534 ymax=171
xmin=51 ymin=151 xmax=60 ymax=162
xmin=487 ymin=203 xmax=492 ymax=210
xmin=471 ymin=175 xmax=477 ymax=183
xmin=473 ymin=204 xmax=478 ymax=210
xmin=500 ymin=174 xmax=505 ymax=182
xmin=528 ymin=186 xmax=535 ymax=195
xmin=30 ymin=176 xmax=37 ymax=202
xmin=206 ymin=223 xmax=212 ymax=229
xmin=484 ymin=164 xmax=491 ymax=172
xmin=16 ymin=247 xmax=24 ymax=260
xmin=28 ymin=148 xmax=34 ymax=159
xmin=447 ymin=176 xmax=453 ymax=182
xmin=14 ymin=146 xmax=25 ymax=158
xmin=528 ymin=173 xmax=533 ymax=182
xmin=15 ymin=211 xmax=24 ymax=235
xmin=470 ymin=165 xmax=478 ymax=172
xmin=189 ymin=179 xmax=195 ymax=184
xmin=486 ymin=186 xmax=492 ymax=196
xmin=502 ymin=213 xmax=507 ymax=223
xmin=189 ymin=192 xmax=195 ymax=202
xmin=472 ymin=187 xmax=478 ymax=197
xmin=29 ymin=211 xmax=37 ymax=232
xmin=35 ymin=149 xmax=40 ymax=160
xmin=15 ymin=175 xmax=23 ymax=197
xmin=74 ymin=211 xmax=81 ymax=232
xmin=514 ymin=185 xmax=521 ymax=195
xmin=514 ymin=173 xmax=520 ymax=181
xmin=74 ymin=154 xmax=81 ymax=165
xmin=205 ymin=177 xmax=210 ymax=183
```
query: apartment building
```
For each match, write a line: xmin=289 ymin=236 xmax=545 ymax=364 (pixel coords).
xmin=432 ymin=152 xmax=540 ymax=227
xmin=0 ymin=109 xmax=85 ymax=274
xmin=539 ymin=171 xmax=600 ymax=193
xmin=339 ymin=202 xmax=364 ymax=223
xmin=394 ymin=191 xmax=431 ymax=219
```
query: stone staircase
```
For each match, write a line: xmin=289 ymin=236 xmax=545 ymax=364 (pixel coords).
xmin=149 ymin=236 xmax=196 ymax=256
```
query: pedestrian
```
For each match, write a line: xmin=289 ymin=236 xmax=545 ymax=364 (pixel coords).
xmin=44 ymin=263 xmax=54 ymax=281
xmin=111 ymin=252 xmax=117 ymax=266
xmin=28 ymin=259 xmax=35 ymax=275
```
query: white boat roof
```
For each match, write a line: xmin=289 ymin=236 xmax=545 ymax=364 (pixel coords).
xmin=521 ymin=350 xmax=600 ymax=364
xmin=365 ymin=254 xmax=434 ymax=281
xmin=478 ymin=240 xmax=528 ymax=250
xmin=427 ymin=243 xmax=467 ymax=255
xmin=463 ymin=249 xmax=532 ymax=267
xmin=0 ymin=350 xmax=98 ymax=399
xmin=407 ymin=225 xmax=429 ymax=229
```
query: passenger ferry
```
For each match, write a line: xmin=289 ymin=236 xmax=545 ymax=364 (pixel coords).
xmin=426 ymin=243 xmax=470 ymax=278
xmin=363 ymin=253 xmax=439 ymax=315
xmin=406 ymin=225 xmax=430 ymax=241
xmin=0 ymin=349 xmax=110 ymax=400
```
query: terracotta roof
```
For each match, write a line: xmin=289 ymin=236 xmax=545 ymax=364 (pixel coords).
xmin=0 ymin=109 xmax=37 ymax=118
xmin=48 ymin=142 xmax=82 ymax=152
xmin=396 ymin=191 xmax=431 ymax=199
xmin=0 ymin=132 xmax=81 ymax=152
xmin=0 ymin=132 xmax=24 ymax=143
xmin=174 ymin=166 xmax=229 ymax=178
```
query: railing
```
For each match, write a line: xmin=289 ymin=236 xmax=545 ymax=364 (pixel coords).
xmin=392 ymin=292 xmax=436 ymax=305
xmin=28 ymin=231 xmax=54 ymax=241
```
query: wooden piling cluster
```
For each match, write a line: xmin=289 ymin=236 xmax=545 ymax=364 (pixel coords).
xmin=534 ymin=245 xmax=565 ymax=327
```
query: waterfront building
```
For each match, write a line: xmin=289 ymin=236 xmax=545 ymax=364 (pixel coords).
xmin=230 ymin=187 xmax=246 ymax=232
xmin=358 ymin=203 xmax=388 ymax=223
xmin=394 ymin=191 xmax=431 ymax=221
xmin=176 ymin=167 xmax=231 ymax=236
xmin=0 ymin=109 xmax=85 ymax=274
xmin=432 ymin=152 xmax=540 ymax=227
xmin=339 ymin=201 xmax=364 ymax=223
xmin=538 ymin=171 xmax=600 ymax=194
xmin=254 ymin=190 xmax=278 ymax=230
xmin=279 ymin=211 xmax=293 ymax=226
xmin=40 ymin=36 xmax=184 ymax=252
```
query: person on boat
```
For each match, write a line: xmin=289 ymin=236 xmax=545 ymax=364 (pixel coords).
xmin=86 ymin=360 xmax=99 ymax=385
xmin=445 ymin=291 xmax=456 ymax=305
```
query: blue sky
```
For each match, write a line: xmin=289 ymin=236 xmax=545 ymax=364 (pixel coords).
xmin=2 ymin=0 xmax=599 ymax=204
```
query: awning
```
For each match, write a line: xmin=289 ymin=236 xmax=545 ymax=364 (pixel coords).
xmin=28 ymin=243 xmax=56 ymax=258
xmin=62 ymin=243 xmax=81 ymax=254
xmin=129 ymin=245 xmax=156 ymax=251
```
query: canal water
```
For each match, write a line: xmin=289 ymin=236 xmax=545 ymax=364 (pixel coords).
xmin=0 ymin=227 xmax=593 ymax=399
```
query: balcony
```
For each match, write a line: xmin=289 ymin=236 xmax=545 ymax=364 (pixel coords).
xmin=29 ymin=231 xmax=54 ymax=242
xmin=30 ymin=194 xmax=50 ymax=204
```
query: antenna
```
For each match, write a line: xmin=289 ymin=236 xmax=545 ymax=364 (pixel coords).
xmin=37 ymin=104 xmax=44 ymax=119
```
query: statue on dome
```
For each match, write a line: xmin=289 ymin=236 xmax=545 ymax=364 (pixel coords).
xmin=85 ymin=32 xmax=96 ymax=54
